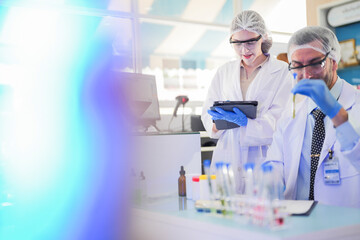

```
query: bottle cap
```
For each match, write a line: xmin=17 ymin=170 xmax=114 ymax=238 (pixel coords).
xmin=179 ymin=166 xmax=186 ymax=175
xmin=199 ymin=175 xmax=207 ymax=180
xmin=244 ymin=162 xmax=255 ymax=170
xmin=203 ymin=159 xmax=211 ymax=167
xmin=210 ymin=175 xmax=216 ymax=180
xmin=262 ymin=164 xmax=273 ymax=172
xmin=292 ymin=72 xmax=298 ymax=79
xmin=215 ymin=162 xmax=223 ymax=169
xmin=192 ymin=176 xmax=199 ymax=182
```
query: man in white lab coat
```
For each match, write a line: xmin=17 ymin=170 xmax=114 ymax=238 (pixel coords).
xmin=265 ymin=26 xmax=360 ymax=208
xmin=202 ymin=10 xmax=292 ymax=193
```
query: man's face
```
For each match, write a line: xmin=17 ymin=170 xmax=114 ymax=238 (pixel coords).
xmin=289 ymin=48 xmax=337 ymax=89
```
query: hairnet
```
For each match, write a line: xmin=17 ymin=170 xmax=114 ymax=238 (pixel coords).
xmin=230 ymin=10 xmax=272 ymax=53
xmin=287 ymin=26 xmax=341 ymax=63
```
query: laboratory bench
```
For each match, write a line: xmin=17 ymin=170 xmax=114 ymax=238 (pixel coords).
xmin=130 ymin=196 xmax=360 ymax=240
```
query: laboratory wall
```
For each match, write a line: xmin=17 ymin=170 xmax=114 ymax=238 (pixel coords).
xmin=310 ymin=0 xmax=360 ymax=88
xmin=335 ymin=22 xmax=360 ymax=87
xmin=306 ymin=0 xmax=350 ymax=26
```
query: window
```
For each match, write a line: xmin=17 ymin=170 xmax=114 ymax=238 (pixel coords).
xmin=0 ymin=0 xmax=306 ymax=119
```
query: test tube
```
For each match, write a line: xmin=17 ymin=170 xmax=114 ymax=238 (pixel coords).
xmin=215 ymin=162 xmax=227 ymax=214
xmin=225 ymin=163 xmax=237 ymax=213
xmin=292 ymin=73 xmax=297 ymax=119
xmin=203 ymin=159 xmax=213 ymax=197
xmin=222 ymin=163 xmax=235 ymax=213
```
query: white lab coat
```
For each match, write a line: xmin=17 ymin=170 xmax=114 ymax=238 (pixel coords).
xmin=201 ymin=56 xmax=292 ymax=193
xmin=266 ymin=78 xmax=360 ymax=208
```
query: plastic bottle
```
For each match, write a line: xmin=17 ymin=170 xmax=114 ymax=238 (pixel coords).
xmin=185 ymin=174 xmax=196 ymax=200
xmin=192 ymin=176 xmax=200 ymax=201
xmin=199 ymin=175 xmax=210 ymax=200
xmin=178 ymin=166 xmax=186 ymax=197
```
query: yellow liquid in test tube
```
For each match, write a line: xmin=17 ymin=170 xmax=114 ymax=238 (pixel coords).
xmin=293 ymin=95 xmax=295 ymax=118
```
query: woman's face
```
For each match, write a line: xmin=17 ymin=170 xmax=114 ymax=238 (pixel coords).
xmin=230 ymin=30 xmax=263 ymax=66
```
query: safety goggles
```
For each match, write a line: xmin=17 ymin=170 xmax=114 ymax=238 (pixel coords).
xmin=288 ymin=51 xmax=330 ymax=75
xmin=229 ymin=35 xmax=262 ymax=50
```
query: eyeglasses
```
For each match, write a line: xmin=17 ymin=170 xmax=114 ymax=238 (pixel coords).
xmin=229 ymin=35 xmax=262 ymax=50
xmin=288 ymin=52 xmax=330 ymax=75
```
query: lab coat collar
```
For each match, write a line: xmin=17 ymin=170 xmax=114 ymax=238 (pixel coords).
xmin=238 ymin=54 xmax=285 ymax=74
xmin=305 ymin=76 xmax=353 ymax=115
xmin=243 ymin=55 xmax=288 ymax=101
xmin=337 ymin=77 xmax=357 ymax=111
xmin=235 ymin=55 xmax=281 ymax=100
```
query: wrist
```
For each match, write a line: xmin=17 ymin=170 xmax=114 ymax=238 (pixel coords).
xmin=327 ymin=101 xmax=342 ymax=119
xmin=332 ymin=108 xmax=348 ymax=127
xmin=212 ymin=123 xmax=219 ymax=133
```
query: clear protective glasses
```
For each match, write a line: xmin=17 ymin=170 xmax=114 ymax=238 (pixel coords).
xmin=288 ymin=51 xmax=330 ymax=75
xmin=229 ymin=35 xmax=262 ymax=50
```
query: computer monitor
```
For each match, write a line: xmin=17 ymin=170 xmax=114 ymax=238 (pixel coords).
xmin=117 ymin=72 xmax=161 ymax=130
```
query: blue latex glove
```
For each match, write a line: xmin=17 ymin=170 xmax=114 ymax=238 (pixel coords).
xmin=207 ymin=107 xmax=248 ymax=126
xmin=291 ymin=79 xmax=342 ymax=119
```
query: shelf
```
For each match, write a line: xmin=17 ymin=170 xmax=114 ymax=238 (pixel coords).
xmin=201 ymin=146 xmax=216 ymax=152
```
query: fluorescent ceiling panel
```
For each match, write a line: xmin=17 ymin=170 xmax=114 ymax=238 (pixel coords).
xmin=152 ymin=0 xmax=229 ymax=55
xmin=154 ymin=25 xmax=205 ymax=55
xmin=182 ymin=0 xmax=227 ymax=22
xmin=138 ymin=0 xmax=156 ymax=14
xmin=249 ymin=0 xmax=306 ymax=33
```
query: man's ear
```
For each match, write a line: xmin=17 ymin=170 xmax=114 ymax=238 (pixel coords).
xmin=332 ymin=59 xmax=338 ymax=71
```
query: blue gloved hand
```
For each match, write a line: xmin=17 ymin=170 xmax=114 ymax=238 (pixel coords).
xmin=207 ymin=109 xmax=222 ymax=121
xmin=207 ymin=107 xmax=248 ymax=126
xmin=291 ymin=79 xmax=342 ymax=119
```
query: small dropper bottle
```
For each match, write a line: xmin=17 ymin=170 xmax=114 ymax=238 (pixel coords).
xmin=178 ymin=166 xmax=186 ymax=197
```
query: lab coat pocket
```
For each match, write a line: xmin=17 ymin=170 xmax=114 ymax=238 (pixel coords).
xmin=338 ymin=155 xmax=360 ymax=179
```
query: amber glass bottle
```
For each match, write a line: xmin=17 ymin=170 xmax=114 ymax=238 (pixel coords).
xmin=178 ymin=166 xmax=186 ymax=197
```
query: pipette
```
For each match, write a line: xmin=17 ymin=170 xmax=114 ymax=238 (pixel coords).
xmin=292 ymin=73 xmax=297 ymax=118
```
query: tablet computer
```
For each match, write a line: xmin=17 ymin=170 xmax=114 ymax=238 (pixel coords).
xmin=210 ymin=101 xmax=258 ymax=130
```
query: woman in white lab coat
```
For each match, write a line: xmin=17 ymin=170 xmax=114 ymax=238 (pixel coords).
xmin=201 ymin=10 xmax=292 ymax=193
